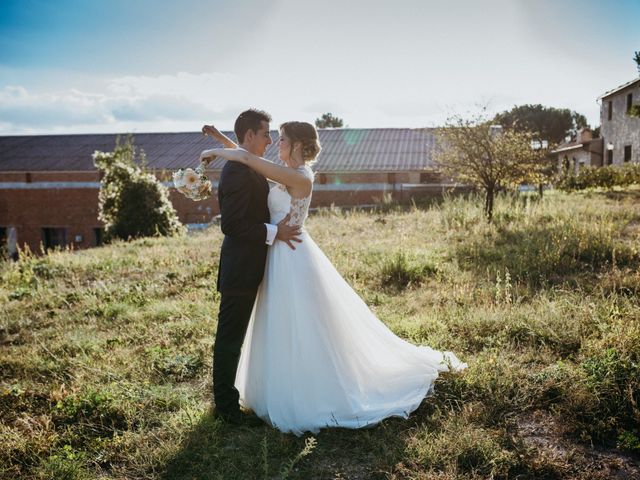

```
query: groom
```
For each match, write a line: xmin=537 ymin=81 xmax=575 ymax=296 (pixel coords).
xmin=213 ymin=108 xmax=301 ymax=425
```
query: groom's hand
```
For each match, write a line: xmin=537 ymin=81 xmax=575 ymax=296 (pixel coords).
xmin=276 ymin=214 xmax=302 ymax=250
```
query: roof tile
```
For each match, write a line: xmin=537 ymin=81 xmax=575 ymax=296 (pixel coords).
xmin=0 ymin=129 xmax=436 ymax=172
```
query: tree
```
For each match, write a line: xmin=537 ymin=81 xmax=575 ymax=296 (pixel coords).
xmin=493 ymin=104 xmax=590 ymax=146
xmin=629 ymin=51 xmax=640 ymax=117
xmin=93 ymin=136 xmax=185 ymax=242
xmin=315 ymin=113 xmax=344 ymax=128
xmin=434 ymin=113 xmax=547 ymax=222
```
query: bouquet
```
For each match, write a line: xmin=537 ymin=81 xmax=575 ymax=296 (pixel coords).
xmin=172 ymin=160 xmax=213 ymax=201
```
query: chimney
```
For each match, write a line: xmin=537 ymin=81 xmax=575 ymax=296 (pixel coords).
xmin=579 ymin=128 xmax=592 ymax=143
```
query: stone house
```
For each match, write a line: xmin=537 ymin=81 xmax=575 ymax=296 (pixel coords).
xmin=552 ymin=77 xmax=640 ymax=171
xmin=599 ymin=77 xmax=640 ymax=165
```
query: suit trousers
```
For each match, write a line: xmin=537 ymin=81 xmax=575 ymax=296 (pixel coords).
xmin=213 ymin=292 xmax=257 ymax=414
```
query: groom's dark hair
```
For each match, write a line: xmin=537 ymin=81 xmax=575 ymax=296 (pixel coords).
xmin=234 ymin=108 xmax=272 ymax=144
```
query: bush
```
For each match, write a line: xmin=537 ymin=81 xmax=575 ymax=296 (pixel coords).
xmin=93 ymin=136 xmax=185 ymax=242
xmin=556 ymin=163 xmax=640 ymax=191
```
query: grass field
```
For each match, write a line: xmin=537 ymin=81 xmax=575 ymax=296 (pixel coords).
xmin=1 ymin=189 xmax=640 ymax=479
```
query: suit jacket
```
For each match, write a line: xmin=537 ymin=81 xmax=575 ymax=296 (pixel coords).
xmin=216 ymin=161 xmax=270 ymax=295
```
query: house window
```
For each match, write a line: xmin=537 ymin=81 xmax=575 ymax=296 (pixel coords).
xmin=624 ymin=145 xmax=632 ymax=162
xmin=316 ymin=173 xmax=327 ymax=185
xmin=94 ymin=227 xmax=104 ymax=246
xmin=42 ymin=227 xmax=67 ymax=251
xmin=608 ymin=100 xmax=612 ymax=121
xmin=387 ymin=172 xmax=396 ymax=184
xmin=607 ymin=149 xmax=613 ymax=165
xmin=627 ymin=93 xmax=633 ymax=112
xmin=562 ymin=155 xmax=570 ymax=172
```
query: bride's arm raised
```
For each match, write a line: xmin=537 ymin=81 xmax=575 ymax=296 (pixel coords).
xmin=201 ymin=148 xmax=312 ymax=197
xmin=201 ymin=124 xmax=238 ymax=149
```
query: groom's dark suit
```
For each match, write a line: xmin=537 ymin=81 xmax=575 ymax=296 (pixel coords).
xmin=214 ymin=160 xmax=270 ymax=416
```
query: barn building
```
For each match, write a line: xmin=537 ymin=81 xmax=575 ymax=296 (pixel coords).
xmin=0 ymin=128 xmax=455 ymax=257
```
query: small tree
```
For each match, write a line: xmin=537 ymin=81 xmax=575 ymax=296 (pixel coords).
xmin=435 ymin=113 xmax=546 ymax=222
xmin=315 ymin=113 xmax=344 ymax=128
xmin=93 ymin=136 xmax=185 ymax=242
xmin=634 ymin=50 xmax=640 ymax=75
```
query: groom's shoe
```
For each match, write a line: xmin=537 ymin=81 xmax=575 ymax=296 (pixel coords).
xmin=214 ymin=408 xmax=263 ymax=427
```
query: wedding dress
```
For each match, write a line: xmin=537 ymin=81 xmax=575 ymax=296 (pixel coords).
xmin=235 ymin=165 xmax=466 ymax=435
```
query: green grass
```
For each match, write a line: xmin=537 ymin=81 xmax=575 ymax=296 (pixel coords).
xmin=1 ymin=189 xmax=640 ymax=479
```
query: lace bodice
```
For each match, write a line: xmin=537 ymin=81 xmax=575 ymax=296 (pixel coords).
xmin=268 ymin=165 xmax=314 ymax=227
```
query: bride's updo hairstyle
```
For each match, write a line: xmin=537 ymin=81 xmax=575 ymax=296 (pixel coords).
xmin=280 ymin=121 xmax=322 ymax=163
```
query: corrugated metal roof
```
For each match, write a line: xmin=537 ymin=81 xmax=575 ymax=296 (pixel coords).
xmin=0 ymin=128 xmax=436 ymax=172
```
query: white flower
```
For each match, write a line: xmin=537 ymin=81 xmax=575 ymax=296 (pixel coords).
xmin=184 ymin=170 xmax=199 ymax=186
xmin=173 ymin=165 xmax=212 ymax=201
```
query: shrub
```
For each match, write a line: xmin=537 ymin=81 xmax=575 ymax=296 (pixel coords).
xmin=93 ymin=136 xmax=185 ymax=242
xmin=556 ymin=163 xmax=640 ymax=191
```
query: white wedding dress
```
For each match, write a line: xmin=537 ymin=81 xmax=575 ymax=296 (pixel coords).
xmin=235 ymin=165 xmax=467 ymax=435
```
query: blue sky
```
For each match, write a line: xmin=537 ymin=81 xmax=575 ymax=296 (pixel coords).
xmin=0 ymin=0 xmax=639 ymax=134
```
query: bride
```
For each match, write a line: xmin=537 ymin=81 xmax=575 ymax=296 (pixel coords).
xmin=200 ymin=122 xmax=466 ymax=435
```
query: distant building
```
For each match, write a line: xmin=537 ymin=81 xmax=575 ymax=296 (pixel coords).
xmin=0 ymin=128 xmax=459 ymax=255
xmin=552 ymin=128 xmax=603 ymax=174
xmin=599 ymin=77 xmax=640 ymax=165
xmin=552 ymin=77 xmax=640 ymax=172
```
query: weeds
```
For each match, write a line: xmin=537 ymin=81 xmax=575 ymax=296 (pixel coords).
xmin=2 ymin=189 xmax=639 ymax=478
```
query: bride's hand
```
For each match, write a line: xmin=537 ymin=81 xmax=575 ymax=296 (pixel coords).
xmin=200 ymin=149 xmax=218 ymax=164
xmin=201 ymin=148 xmax=248 ymax=165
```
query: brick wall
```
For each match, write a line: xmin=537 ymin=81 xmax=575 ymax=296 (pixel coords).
xmin=0 ymin=168 xmax=458 ymax=255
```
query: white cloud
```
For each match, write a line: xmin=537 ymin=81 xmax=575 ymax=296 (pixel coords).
xmin=0 ymin=72 xmax=248 ymax=134
xmin=0 ymin=86 xmax=113 ymax=127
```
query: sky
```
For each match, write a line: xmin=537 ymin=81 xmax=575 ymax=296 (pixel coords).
xmin=0 ymin=0 xmax=639 ymax=135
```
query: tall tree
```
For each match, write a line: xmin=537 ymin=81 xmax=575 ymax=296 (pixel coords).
xmin=315 ymin=113 xmax=344 ymax=128
xmin=435 ymin=113 xmax=547 ymax=222
xmin=634 ymin=50 xmax=640 ymax=74
xmin=493 ymin=104 xmax=590 ymax=146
